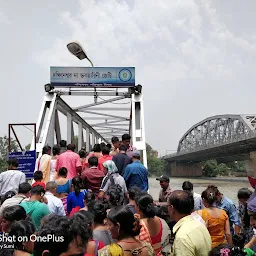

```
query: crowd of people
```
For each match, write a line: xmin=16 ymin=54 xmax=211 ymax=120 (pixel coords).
xmin=0 ymin=133 xmax=256 ymax=255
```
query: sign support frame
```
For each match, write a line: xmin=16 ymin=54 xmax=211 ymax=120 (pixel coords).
xmin=8 ymin=123 xmax=36 ymax=153
xmin=8 ymin=123 xmax=37 ymax=179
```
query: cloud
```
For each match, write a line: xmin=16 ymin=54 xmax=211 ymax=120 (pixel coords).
xmin=0 ymin=11 xmax=11 ymax=24
xmin=34 ymin=0 xmax=256 ymax=154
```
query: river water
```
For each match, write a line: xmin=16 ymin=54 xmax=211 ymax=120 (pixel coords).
xmin=148 ymin=177 xmax=251 ymax=206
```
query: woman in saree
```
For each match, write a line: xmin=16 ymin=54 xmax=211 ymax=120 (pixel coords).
xmin=55 ymin=167 xmax=71 ymax=215
xmin=34 ymin=145 xmax=52 ymax=183
xmin=99 ymin=205 xmax=154 ymax=256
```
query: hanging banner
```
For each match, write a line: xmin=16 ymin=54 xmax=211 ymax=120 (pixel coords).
xmin=8 ymin=150 xmax=36 ymax=179
xmin=50 ymin=67 xmax=135 ymax=87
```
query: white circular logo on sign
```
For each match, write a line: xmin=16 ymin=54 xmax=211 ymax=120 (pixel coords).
xmin=118 ymin=69 xmax=132 ymax=82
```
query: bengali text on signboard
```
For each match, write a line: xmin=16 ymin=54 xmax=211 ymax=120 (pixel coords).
xmin=8 ymin=150 xmax=36 ymax=179
xmin=50 ymin=67 xmax=135 ymax=87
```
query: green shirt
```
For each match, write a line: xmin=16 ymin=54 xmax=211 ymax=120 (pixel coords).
xmin=20 ymin=201 xmax=50 ymax=230
xmin=244 ymin=248 xmax=255 ymax=256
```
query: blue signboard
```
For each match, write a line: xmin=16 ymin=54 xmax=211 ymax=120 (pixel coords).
xmin=50 ymin=67 xmax=135 ymax=87
xmin=8 ymin=150 xmax=36 ymax=179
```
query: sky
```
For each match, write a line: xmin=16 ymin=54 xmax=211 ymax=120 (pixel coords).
xmin=1 ymin=0 xmax=256 ymax=156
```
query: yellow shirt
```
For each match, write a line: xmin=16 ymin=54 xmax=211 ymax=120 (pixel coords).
xmin=171 ymin=215 xmax=211 ymax=256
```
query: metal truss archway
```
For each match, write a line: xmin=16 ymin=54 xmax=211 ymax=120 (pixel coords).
xmin=178 ymin=115 xmax=256 ymax=153
xmin=32 ymin=87 xmax=147 ymax=167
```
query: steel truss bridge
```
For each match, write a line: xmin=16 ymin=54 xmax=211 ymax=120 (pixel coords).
xmin=31 ymin=86 xmax=147 ymax=167
xmin=164 ymin=115 xmax=256 ymax=163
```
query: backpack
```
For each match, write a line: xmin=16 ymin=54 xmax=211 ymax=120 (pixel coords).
xmin=103 ymin=174 xmax=124 ymax=205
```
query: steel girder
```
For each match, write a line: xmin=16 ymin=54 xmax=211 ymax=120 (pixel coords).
xmin=32 ymin=93 xmax=108 ymax=156
xmin=178 ymin=115 xmax=256 ymax=153
xmin=33 ymin=87 xmax=147 ymax=167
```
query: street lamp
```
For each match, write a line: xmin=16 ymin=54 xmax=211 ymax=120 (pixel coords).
xmin=67 ymin=41 xmax=94 ymax=67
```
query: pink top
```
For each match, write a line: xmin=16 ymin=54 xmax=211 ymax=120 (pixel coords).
xmin=55 ymin=150 xmax=82 ymax=179
xmin=84 ymin=152 xmax=103 ymax=169
xmin=98 ymin=155 xmax=113 ymax=172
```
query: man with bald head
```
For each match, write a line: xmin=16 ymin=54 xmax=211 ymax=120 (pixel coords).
xmin=168 ymin=190 xmax=211 ymax=256
xmin=45 ymin=181 xmax=65 ymax=216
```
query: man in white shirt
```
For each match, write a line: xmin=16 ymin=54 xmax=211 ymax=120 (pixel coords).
xmin=182 ymin=181 xmax=203 ymax=210
xmin=0 ymin=158 xmax=26 ymax=198
xmin=44 ymin=182 xmax=65 ymax=216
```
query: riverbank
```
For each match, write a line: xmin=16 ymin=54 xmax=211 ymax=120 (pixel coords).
xmin=149 ymin=176 xmax=251 ymax=205
xmin=151 ymin=175 xmax=249 ymax=182
xmin=177 ymin=176 xmax=249 ymax=183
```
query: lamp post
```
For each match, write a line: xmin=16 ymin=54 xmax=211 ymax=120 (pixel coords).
xmin=67 ymin=41 xmax=94 ymax=67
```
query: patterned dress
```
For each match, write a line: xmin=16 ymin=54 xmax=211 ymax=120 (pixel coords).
xmin=98 ymin=242 xmax=154 ymax=256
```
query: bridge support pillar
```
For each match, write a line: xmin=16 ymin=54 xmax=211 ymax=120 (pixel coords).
xmin=168 ymin=161 xmax=203 ymax=177
xmin=245 ymin=152 xmax=256 ymax=178
xmin=86 ymin=128 xmax=90 ymax=153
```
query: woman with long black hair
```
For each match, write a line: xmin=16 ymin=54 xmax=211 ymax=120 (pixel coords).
xmin=135 ymin=193 xmax=170 ymax=256
xmin=91 ymin=201 xmax=113 ymax=246
xmin=67 ymin=176 xmax=88 ymax=215
xmin=99 ymin=206 xmax=154 ymax=256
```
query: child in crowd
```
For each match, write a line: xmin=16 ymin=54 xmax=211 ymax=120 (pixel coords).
xmin=127 ymin=186 xmax=141 ymax=214
xmin=32 ymin=171 xmax=46 ymax=190
xmin=67 ymin=176 xmax=88 ymax=216
xmin=72 ymin=211 xmax=105 ymax=256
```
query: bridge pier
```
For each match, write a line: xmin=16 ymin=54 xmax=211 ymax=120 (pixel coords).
xmin=245 ymin=151 xmax=256 ymax=178
xmin=168 ymin=161 xmax=203 ymax=177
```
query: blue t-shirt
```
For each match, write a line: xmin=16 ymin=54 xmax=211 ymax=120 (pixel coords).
xmin=67 ymin=190 xmax=87 ymax=214
xmin=216 ymin=196 xmax=240 ymax=235
xmin=123 ymin=161 xmax=148 ymax=191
